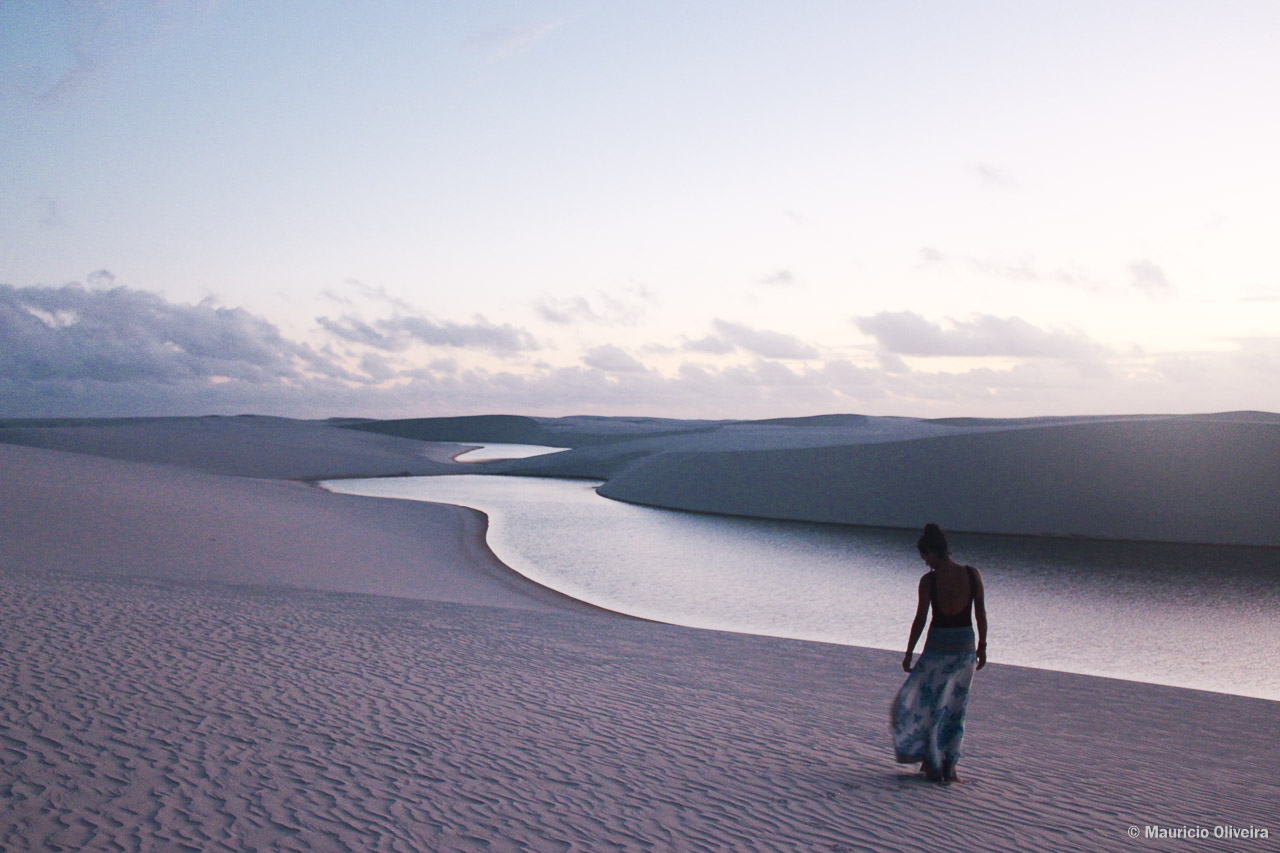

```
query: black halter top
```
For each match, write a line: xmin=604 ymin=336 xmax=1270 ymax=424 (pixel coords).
xmin=929 ymin=566 xmax=977 ymax=628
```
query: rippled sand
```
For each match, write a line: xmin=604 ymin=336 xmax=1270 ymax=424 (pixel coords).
xmin=1 ymin=417 xmax=1276 ymax=851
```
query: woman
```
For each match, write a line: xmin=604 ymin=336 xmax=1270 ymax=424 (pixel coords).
xmin=891 ymin=523 xmax=987 ymax=783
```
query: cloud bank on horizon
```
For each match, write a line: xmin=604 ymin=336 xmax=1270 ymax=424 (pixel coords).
xmin=2 ymin=277 xmax=1276 ymax=419
xmin=2 ymin=2 xmax=1279 ymax=419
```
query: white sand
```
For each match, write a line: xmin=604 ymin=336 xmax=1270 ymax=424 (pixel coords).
xmin=468 ymin=412 xmax=1280 ymax=547
xmin=0 ymin=441 xmax=592 ymax=614
xmin=0 ymin=414 xmax=464 ymax=479
xmin=1 ymin=416 xmax=1276 ymax=851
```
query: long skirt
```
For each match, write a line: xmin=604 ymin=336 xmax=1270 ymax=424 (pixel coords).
xmin=891 ymin=625 xmax=977 ymax=777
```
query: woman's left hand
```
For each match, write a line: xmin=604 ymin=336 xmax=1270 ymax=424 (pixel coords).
xmin=976 ymin=646 xmax=987 ymax=670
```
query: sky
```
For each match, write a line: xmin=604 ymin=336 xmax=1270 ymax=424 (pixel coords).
xmin=2 ymin=0 xmax=1279 ymax=420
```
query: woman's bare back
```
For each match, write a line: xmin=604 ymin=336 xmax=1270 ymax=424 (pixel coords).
xmin=931 ymin=563 xmax=973 ymax=616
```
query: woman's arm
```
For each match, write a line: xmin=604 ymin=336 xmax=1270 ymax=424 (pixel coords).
xmin=972 ymin=567 xmax=988 ymax=670
xmin=903 ymin=574 xmax=930 ymax=672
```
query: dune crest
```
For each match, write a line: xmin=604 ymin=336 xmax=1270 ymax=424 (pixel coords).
xmin=354 ymin=412 xmax=1280 ymax=547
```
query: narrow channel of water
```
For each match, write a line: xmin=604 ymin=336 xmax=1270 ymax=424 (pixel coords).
xmin=324 ymin=472 xmax=1280 ymax=700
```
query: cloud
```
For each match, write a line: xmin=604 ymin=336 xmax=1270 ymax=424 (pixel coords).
xmin=854 ymin=311 xmax=1105 ymax=359
xmin=918 ymin=247 xmax=1098 ymax=289
xmin=316 ymin=279 xmax=539 ymax=354
xmin=6 ymin=2 xmax=214 ymax=106
xmin=877 ymin=350 xmax=910 ymax=374
xmin=355 ymin=351 xmax=403 ymax=382
xmin=3 ymin=280 xmax=1276 ymax=420
xmin=466 ymin=19 xmax=566 ymax=61
xmin=0 ymin=280 xmax=345 ymax=385
xmin=390 ymin=315 xmax=538 ymax=352
xmin=535 ymin=295 xmax=594 ymax=325
xmin=317 ymin=313 xmax=538 ymax=353
xmin=1242 ymin=287 xmax=1279 ymax=303
xmin=758 ymin=269 xmax=797 ymax=287
xmin=344 ymin=279 xmax=417 ymax=313
xmin=685 ymin=334 xmax=735 ymax=355
xmin=316 ymin=315 xmax=403 ymax=350
xmin=685 ymin=320 xmax=821 ymax=360
xmin=533 ymin=292 xmax=644 ymax=326
xmin=582 ymin=345 xmax=647 ymax=373
xmin=36 ymin=196 xmax=64 ymax=227
xmin=1129 ymin=259 xmax=1175 ymax=296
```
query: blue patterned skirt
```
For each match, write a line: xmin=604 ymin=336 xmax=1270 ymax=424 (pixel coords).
xmin=891 ymin=626 xmax=977 ymax=776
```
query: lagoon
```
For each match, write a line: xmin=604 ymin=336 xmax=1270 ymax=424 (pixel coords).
xmin=324 ymin=472 xmax=1280 ymax=700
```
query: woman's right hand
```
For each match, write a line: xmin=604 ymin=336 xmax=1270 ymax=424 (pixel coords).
xmin=902 ymin=653 xmax=913 ymax=672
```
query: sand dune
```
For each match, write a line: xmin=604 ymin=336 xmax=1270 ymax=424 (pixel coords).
xmin=354 ymin=411 xmax=1280 ymax=547
xmin=0 ymin=414 xmax=461 ymax=479
xmin=2 ymin=415 xmax=1276 ymax=851
xmin=594 ymin=417 xmax=1280 ymax=547
xmin=0 ymin=441 xmax=595 ymax=614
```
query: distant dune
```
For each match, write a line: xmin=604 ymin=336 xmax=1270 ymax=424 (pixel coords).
xmin=594 ymin=418 xmax=1280 ymax=547
xmin=0 ymin=414 xmax=463 ymax=479
xmin=352 ymin=411 xmax=1280 ymax=547
xmin=9 ymin=411 xmax=1272 ymax=546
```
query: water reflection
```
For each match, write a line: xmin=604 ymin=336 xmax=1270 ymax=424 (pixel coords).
xmin=433 ymin=442 xmax=569 ymax=462
xmin=324 ymin=474 xmax=1280 ymax=700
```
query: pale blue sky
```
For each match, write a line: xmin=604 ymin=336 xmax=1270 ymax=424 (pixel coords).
xmin=3 ymin=1 xmax=1278 ymax=418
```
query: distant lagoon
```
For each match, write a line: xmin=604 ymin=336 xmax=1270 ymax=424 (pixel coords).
xmin=324 ymin=448 xmax=1280 ymax=701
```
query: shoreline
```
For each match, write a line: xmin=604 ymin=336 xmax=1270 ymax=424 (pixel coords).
xmin=320 ymin=465 xmax=1280 ymax=552
xmin=594 ymin=485 xmax=1280 ymax=552
xmin=322 ymin=470 xmax=1280 ymax=703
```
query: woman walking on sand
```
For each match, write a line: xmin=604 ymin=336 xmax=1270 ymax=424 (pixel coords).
xmin=892 ymin=523 xmax=987 ymax=783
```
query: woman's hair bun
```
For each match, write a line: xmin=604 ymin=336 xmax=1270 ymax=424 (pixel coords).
xmin=917 ymin=523 xmax=949 ymax=555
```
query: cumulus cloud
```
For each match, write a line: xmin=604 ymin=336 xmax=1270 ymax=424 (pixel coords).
xmin=685 ymin=319 xmax=821 ymax=360
xmin=854 ymin=311 xmax=1104 ymax=359
xmin=877 ymin=350 xmax=910 ymax=374
xmin=0 ymin=280 xmax=344 ymax=384
xmin=582 ymin=345 xmax=647 ymax=373
xmin=4 ymin=279 xmax=1276 ymax=420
